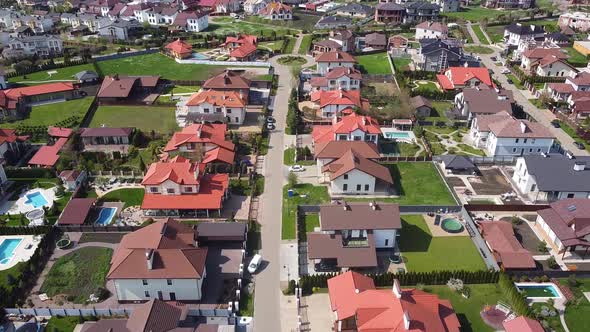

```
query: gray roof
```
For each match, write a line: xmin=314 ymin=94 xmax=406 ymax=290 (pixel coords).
xmin=337 ymin=3 xmax=374 ymax=15
xmin=196 ymin=222 xmax=247 ymax=239
xmin=439 ymin=155 xmax=475 ymax=170
xmin=74 ymin=70 xmax=98 ymax=80
xmin=522 ymin=154 xmax=590 ymax=192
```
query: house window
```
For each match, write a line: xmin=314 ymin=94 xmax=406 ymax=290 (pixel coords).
xmin=142 ymin=279 xmax=148 ymax=285
xmin=343 ymin=184 xmax=348 ymax=191
xmin=365 ymin=184 xmax=369 ymax=191
xmin=216 ymin=107 xmax=222 ymax=113
xmin=203 ymin=108 xmax=210 ymax=113
xmin=227 ymin=109 xmax=232 ymax=114
xmin=385 ymin=239 xmax=389 ymax=246
xmin=344 ymin=174 xmax=348 ymax=180
xmin=167 ymin=188 xmax=175 ymax=194
xmin=537 ymin=148 xmax=541 ymax=152
xmin=531 ymin=184 xmax=536 ymax=192
xmin=512 ymin=148 xmax=517 ymax=153
xmin=150 ymin=187 xmax=158 ymax=193
xmin=567 ymin=193 xmax=575 ymax=198
xmin=185 ymin=187 xmax=193 ymax=193
xmin=529 ymin=148 xmax=533 ymax=152
xmin=515 ymin=139 xmax=519 ymax=143
xmin=167 ymin=279 xmax=172 ymax=285
xmin=145 ymin=291 xmax=150 ymax=297
xmin=524 ymin=139 xmax=528 ymax=143
xmin=356 ymin=184 xmax=361 ymax=191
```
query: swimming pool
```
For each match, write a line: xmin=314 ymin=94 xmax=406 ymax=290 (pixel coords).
xmin=0 ymin=238 xmax=23 ymax=265
xmin=441 ymin=218 xmax=464 ymax=233
xmin=515 ymin=283 xmax=562 ymax=298
xmin=190 ymin=52 xmax=210 ymax=60
xmin=24 ymin=192 xmax=49 ymax=209
xmin=95 ymin=207 xmax=117 ymax=225
xmin=385 ymin=132 xmax=412 ymax=139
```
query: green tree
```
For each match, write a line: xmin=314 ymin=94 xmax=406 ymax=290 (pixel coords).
xmin=138 ymin=156 xmax=146 ymax=173
xmin=288 ymin=172 xmax=298 ymax=188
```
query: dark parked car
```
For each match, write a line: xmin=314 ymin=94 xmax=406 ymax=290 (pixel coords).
xmin=550 ymin=120 xmax=561 ymax=128
xmin=491 ymin=56 xmax=497 ymax=62
xmin=507 ymin=78 xmax=514 ymax=84
xmin=573 ymin=142 xmax=586 ymax=150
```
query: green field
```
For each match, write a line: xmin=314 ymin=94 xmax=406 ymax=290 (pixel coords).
xmin=2 ymin=97 xmax=93 ymax=129
xmin=563 ymin=47 xmax=589 ymax=67
xmin=558 ymin=121 xmax=590 ymax=150
xmin=98 ymin=188 xmax=145 ymax=208
xmin=298 ymin=35 xmax=313 ymax=55
xmin=9 ymin=63 xmax=95 ymax=85
xmin=258 ymin=40 xmax=286 ymax=52
xmin=471 ymin=25 xmax=489 ymax=44
xmin=442 ymin=7 xmax=526 ymax=21
xmin=206 ymin=17 xmax=293 ymax=36
xmin=464 ymin=45 xmax=494 ymax=54
xmin=282 ymin=184 xmax=330 ymax=239
xmin=41 ymin=247 xmax=113 ymax=303
xmin=392 ymin=57 xmax=412 ymax=72
xmin=559 ymin=278 xmax=590 ymax=332
xmin=89 ymin=105 xmax=177 ymax=134
xmin=46 ymin=316 xmax=81 ymax=332
xmin=357 ymin=52 xmax=392 ymax=75
xmin=399 ymin=215 xmax=487 ymax=272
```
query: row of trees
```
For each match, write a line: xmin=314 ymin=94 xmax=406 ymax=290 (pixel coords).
xmin=286 ymin=89 xmax=303 ymax=135
xmin=498 ymin=273 xmax=532 ymax=317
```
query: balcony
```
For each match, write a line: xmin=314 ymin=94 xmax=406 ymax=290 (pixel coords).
xmin=342 ymin=236 xmax=369 ymax=247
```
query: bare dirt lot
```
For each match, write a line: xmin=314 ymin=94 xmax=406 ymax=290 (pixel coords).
xmin=467 ymin=168 xmax=512 ymax=195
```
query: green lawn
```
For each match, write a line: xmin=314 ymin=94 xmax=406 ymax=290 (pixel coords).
xmin=413 ymin=81 xmax=440 ymax=94
xmin=40 ymin=247 xmax=113 ymax=304
xmin=283 ymin=148 xmax=314 ymax=166
xmin=471 ymin=25 xmax=489 ymax=44
xmin=282 ymin=184 xmax=329 ymax=239
xmin=506 ymin=74 xmax=525 ymax=90
xmin=98 ymin=188 xmax=144 ymax=207
xmin=399 ymin=215 xmax=486 ymax=272
xmin=46 ymin=316 xmax=81 ymax=332
xmin=558 ymin=278 xmax=590 ymax=332
xmin=9 ymin=63 xmax=95 ymax=85
xmin=442 ymin=7 xmax=525 ymax=21
xmin=559 ymin=121 xmax=590 ymax=150
xmin=426 ymin=101 xmax=452 ymax=122
xmin=485 ymin=25 xmax=505 ymax=44
xmin=209 ymin=17 xmax=294 ymax=36
xmin=298 ymin=35 xmax=313 ymax=55
xmin=283 ymin=37 xmax=297 ymax=54
xmin=427 ymin=283 xmax=506 ymax=332
xmin=89 ymin=105 xmax=177 ymax=135
xmin=464 ymin=45 xmax=494 ymax=54
xmin=258 ymin=40 xmax=286 ymax=52
xmin=96 ymin=53 xmax=236 ymax=81
xmin=357 ymin=52 xmax=392 ymax=75
xmin=392 ymin=57 xmax=412 ymax=72
xmin=563 ymin=47 xmax=589 ymax=67
xmin=398 ymin=143 xmax=422 ymax=157
xmin=229 ymin=176 xmax=264 ymax=197
xmin=304 ymin=213 xmax=320 ymax=233
xmin=2 ymin=97 xmax=93 ymax=129
xmin=457 ymin=143 xmax=486 ymax=156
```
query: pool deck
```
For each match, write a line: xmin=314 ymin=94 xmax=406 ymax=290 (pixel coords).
xmin=0 ymin=235 xmax=41 ymax=271
xmin=0 ymin=188 xmax=57 ymax=215
xmin=423 ymin=214 xmax=468 ymax=237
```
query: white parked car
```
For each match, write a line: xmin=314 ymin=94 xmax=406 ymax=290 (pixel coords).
xmin=248 ymin=254 xmax=262 ymax=274
xmin=289 ymin=165 xmax=305 ymax=172
xmin=267 ymin=123 xmax=276 ymax=130
xmin=266 ymin=116 xmax=276 ymax=123
xmin=501 ymin=68 xmax=510 ymax=74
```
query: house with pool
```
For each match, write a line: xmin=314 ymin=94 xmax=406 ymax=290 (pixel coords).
xmin=57 ymin=198 xmax=122 ymax=226
xmin=0 ymin=235 xmax=41 ymax=271
xmin=312 ymin=111 xmax=381 ymax=146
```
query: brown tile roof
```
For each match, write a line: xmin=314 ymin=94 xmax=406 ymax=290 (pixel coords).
xmin=319 ymin=202 xmax=401 ymax=230
xmin=567 ymin=72 xmax=590 ymax=86
xmin=548 ymin=82 xmax=575 ymax=94
xmin=479 ymin=221 xmax=536 ymax=269
xmin=80 ymin=127 xmax=133 ymax=137
xmin=57 ymin=198 xmax=96 ymax=225
xmin=538 ymin=199 xmax=590 ymax=243
xmin=461 ymin=88 xmax=513 ymax=115
xmin=411 ymin=95 xmax=432 ymax=109
xmin=321 ymin=149 xmax=393 ymax=184
xmin=127 ymin=299 xmax=188 ymax=332
xmin=313 ymin=39 xmax=343 ymax=49
xmin=364 ymin=33 xmax=387 ymax=46
xmin=522 ymin=48 xmax=567 ymax=60
xmin=202 ymin=70 xmax=251 ymax=90
xmin=314 ymin=141 xmax=380 ymax=159
xmin=486 ymin=114 xmax=555 ymax=139
xmin=325 ymin=67 xmax=362 ymax=80
xmin=59 ymin=170 xmax=82 ymax=182
xmin=97 ymin=75 xmax=160 ymax=98
xmin=416 ymin=21 xmax=448 ymax=34
xmin=307 ymin=232 xmax=378 ymax=267
xmin=108 ymin=219 xmax=208 ymax=279
xmin=315 ymin=51 xmax=357 ymax=63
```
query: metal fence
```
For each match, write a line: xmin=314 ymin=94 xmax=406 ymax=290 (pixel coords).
xmin=465 ymin=204 xmax=549 ymax=212
xmin=432 ymin=155 xmax=516 ymax=166
xmin=5 ymin=306 xmax=234 ymax=319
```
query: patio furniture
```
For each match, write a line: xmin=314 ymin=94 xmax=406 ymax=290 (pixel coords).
xmin=38 ymin=294 xmax=49 ymax=301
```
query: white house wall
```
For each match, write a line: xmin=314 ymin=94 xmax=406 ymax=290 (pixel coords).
xmin=113 ymin=277 xmax=204 ymax=301
xmin=330 ymin=169 xmax=376 ymax=194
xmin=374 ymin=229 xmax=397 ymax=248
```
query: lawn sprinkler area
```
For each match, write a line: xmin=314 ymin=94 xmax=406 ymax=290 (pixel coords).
xmin=0 ymin=235 xmax=41 ymax=270
xmin=3 ymin=188 xmax=56 ymax=215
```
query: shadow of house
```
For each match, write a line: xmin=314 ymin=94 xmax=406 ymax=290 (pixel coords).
xmin=398 ymin=217 xmax=432 ymax=252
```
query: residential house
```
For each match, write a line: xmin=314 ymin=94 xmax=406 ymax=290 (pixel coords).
xmin=165 ymin=39 xmax=193 ymax=60
xmin=482 ymin=0 xmax=533 ymax=9
xmin=96 ymin=75 xmax=160 ymax=104
xmin=163 ymin=123 xmax=236 ymax=167
xmin=171 ymin=11 xmax=209 ymax=32
xmin=307 ymin=202 xmax=401 ymax=270
xmin=315 ymin=51 xmax=357 ymax=75
xmin=59 ymin=170 xmax=87 ymax=191
xmin=470 ymin=111 xmax=554 ymax=157
xmin=513 ymin=154 xmax=590 ymax=202
xmin=335 ymin=3 xmax=374 ymax=18
xmin=312 ymin=112 xmax=381 ymax=145
xmin=503 ymin=317 xmax=545 ymax=332
xmin=521 ymin=48 xmax=568 ymax=72
xmin=315 ymin=141 xmax=392 ymax=195
xmin=28 ymin=127 xmax=72 ymax=168
xmin=312 ymin=30 xmax=354 ymax=55
xmin=535 ymin=199 xmax=590 ymax=254
xmin=12 ymin=15 xmax=54 ymax=33
xmin=361 ymin=33 xmax=387 ymax=50
xmin=503 ymin=23 xmax=545 ymax=47
xmin=438 ymin=154 xmax=477 ymax=174
xmin=0 ymin=129 xmax=29 ymax=165
xmin=327 ymin=271 xmax=461 ymax=332
xmin=567 ymin=91 xmax=590 ymax=120
xmin=437 ymin=67 xmax=494 ymax=90
xmin=546 ymin=72 xmax=590 ymax=102
xmin=0 ymin=82 xmax=78 ymax=120
xmin=454 ymin=87 xmax=514 ymax=120
xmin=545 ymin=32 xmax=570 ymax=47
xmin=433 ymin=0 xmax=459 ymax=12
xmin=388 ymin=34 xmax=409 ymax=50
xmin=315 ymin=16 xmax=353 ymax=29
xmin=79 ymin=127 xmax=134 ymax=156
xmin=140 ymin=156 xmax=229 ymax=218
xmin=259 ymin=2 xmax=292 ymax=20
xmin=410 ymin=95 xmax=433 ymax=117
xmin=374 ymin=2 xmax=405 ymax=24
xmin=57 ymin=198 xmax=98 ymax=225
xmin=2 ymin=35 xmax=62 ymax=58
xmin=533 ymin=56 xmax=577 ymax=77
xmin=417 ymin=39 xmax=479 ymax=72
xmin=140 ymin=5 xmax=180 ymax=26
xmin=178 ymin=90 xmax=247 ymax=125
xmin=310 ymin=90 xmax=370 ymax=118
xmin=201 ymin=70 xmax=251 ymax=96
xmin=415 ymin=21 xmax=448 ymax=40
xmin=97 ymin=19 xmax=141 ymax=41
xmin=198 ymin=0 xmax=240 ymax=14
xmin=223 ymin=34 xmax=257 ymax=62
xmin=479 ymin=221 xmax=536 ymax=270
xmin=107 ymin=218 xmax=208 ymax=301
xmin=404 ymin=1 xmax=440 ymax=24
xmin=0 ymin=9 xmax=19 ymax=30
xmin=244 ymin=0 xmax=270 ymax=14
xmin=196 ymin=222 xmax=247 ymax=247
xmin=559 ymin=12 xmax=590 ymax=32
xmin=309 ymin=67 xmax=362 ymax=92
xmin=74 ymin=70 xmax=99 ymax=84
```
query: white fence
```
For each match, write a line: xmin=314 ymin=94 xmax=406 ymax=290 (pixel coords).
xmin=5 ymin=306 xmax=233 ymax=318
xmin=175 ymin=58 xmax=271 ymax=67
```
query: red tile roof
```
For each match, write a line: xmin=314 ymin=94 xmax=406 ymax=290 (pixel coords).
xmin=108 ymin=219 xmax=208 ymax=279
xmin=315 ymin=51 xmax=357 ymax=63
xmin=224 ymin=34 xmax=257 ymax=46
xmin=522 ymin=47 xmax=567 ymax=60
xmin=142 ymin=157 xmax=200 ymax=186
xmin=2 ymin=82 xmax=75 ymax=100
xmin=311 ymin=89 xmax=369 ymax=110
xmin=141 ymin=174 xmax=229 ymax=210
xmin=312 ymin=112 xmax=381 ymax=144
xmin=503 ymin=317 xmax=544 ymax=332
xmin=326 ymin=66 xmax=362 ymax=80
xmin=322 ymin=149 xmax=393 ymax=184
xmin=437 ymin=67 xmax=494 ymax=90
xmin=57 ymin=198 xmax=96 ymax=225
xmin=164 ymin=123 xmax=235 ymax=153
xmin=479 ymin=221 xmax=536 ymax=269
xmin=314 ymin=141 xmax=380 ymax=159
xmin=97 ymin=76 xmax=160 ymax=98
xmin=28 ymin=137 xmax=68 ymax=167
xmin=202 ymin=146 xmax=235 ymax=165
xmin=230 ymin=43 xmax=257 ymax=59
xmin=47 ymin=127 xmax=73 ymax=138
xmin=328 ymin=271 xmax=461 ymax=332
xmin=260 ymin=1 xmax=292 ymax=15
xmin=0 ymin=129 xmax=28 ymax=145
xmin=203 ymin=70 xmax=251 ymax=90
xmin=165 ymin=39 xmax=193 ymax=55
xmin=185 ymin=89 xmax=246 ymax=107
xmin=548 ymin=82 xmax=575 ymax=94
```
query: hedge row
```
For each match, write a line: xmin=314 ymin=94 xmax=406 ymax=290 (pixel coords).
xmin=510 ymin=65 xmax=567 ymax=85
xmin=498 ymin=273 xmax=532 ymax=317
xmin=5 ymin=167 xmax=55 ymax=179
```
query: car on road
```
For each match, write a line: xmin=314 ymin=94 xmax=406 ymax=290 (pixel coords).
xmin=573 ymin=142 xmax=586 ymax=150
xmin=501 ymin=68 xmax=510 ymax=74
xmin=507 ymin=78 xmax=514 ymax=84
xmin=267 ymin=123 xmax=276 ymax=131
xmin=550 ymin=120 xmax=561 ymax=128
xmin=248 ymin=254 xmax=262 ymax=273
xmin=289 ymin=165 xmax=305 ymax=172
xmin=491 ymin=56 xmax=497 ymax=62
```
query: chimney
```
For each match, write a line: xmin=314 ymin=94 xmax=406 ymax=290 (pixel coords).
xmin=146 ymin=249 xmax=154 ymax=270
xmin=403 ymin=311 xmax=411 ymax=330
xmin=362 ymin=116 xmax=366 ymax=126
xmin=566 ymin=152 xmax=574 ymax=159
xmin=520 ymin=121 xmax=527 ymax=133
xmin=574 ymin=162 xmax=586 ymax=171
xmin=392 ymin=279 xmax=402 ymax=298
xmin=239 ymin=90 xmax=244 ymax=101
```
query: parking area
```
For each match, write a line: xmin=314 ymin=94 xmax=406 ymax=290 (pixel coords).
xmin=304 ymin=293 xmax=335 ymax=332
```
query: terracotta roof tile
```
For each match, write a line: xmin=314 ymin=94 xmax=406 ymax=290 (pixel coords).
xmin=315 ymin=51 xmax=357 ymax=63
xmin=321 ymin=149 xmax=393 ymax=183
xmin=479 ymin=221 xmax=536 ymax=269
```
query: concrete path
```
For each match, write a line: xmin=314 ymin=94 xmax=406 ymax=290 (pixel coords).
xmin=292 ymin=34 xmax=304 ymax=55
xmin=465 ymin=23 xmax=481 ymax=44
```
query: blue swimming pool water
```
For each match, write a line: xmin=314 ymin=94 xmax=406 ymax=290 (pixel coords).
xmin=0 ymin=238 xmax=23 ymax=265
xmin=385 ymin=132 xmax=411 ymax=139
xmin=516 ymin=284 xmax=560 ymax=298
xmin=25 ymin=192 xmax=48 ymax=208
xmin=95 ymin=207 xmax=117 ymax=225
xmin=190 ymin=53 xmax=209 ymax=60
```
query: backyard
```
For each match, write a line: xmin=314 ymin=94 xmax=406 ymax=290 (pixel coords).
xmin=282 ymin=184 xmax=330 ymax=239
xmin=298 ymin=35 xmax=313 ymax=55
xmin=89 ymin=105 xmax=177 ymax=134
xmin=442 ymin=6 xmax=526 ymax=21
xmin=9 ymin=63 xmax=96 ymax=85
xmin=45 ymin=316 xmax=82 ymax=332
xmin=471 ymin=25 xmax=489 ymax=44
xmin=464 ymin=45 xmax=494 ymax=54
xmin=558 ymin=121 xmax=590 ymax=150
xmin=98 ymin=188 xmax=145 ymax=208
xmin=399 ymin=215 xmax=487 ymax=272
xmin=357 ymin=52 xmax=392 ymax=75
xmin=392 ymin=57 xmax=412 ymax=72
xmin=562 ymin=47 xmax=589 ymax=67
xmin=2 ymin=97 xmax=93 ymax=129
xmin=558 ymin=278 xmax=590 ymax=332
xmin=40 ymin=247 xmax=113 ymax=304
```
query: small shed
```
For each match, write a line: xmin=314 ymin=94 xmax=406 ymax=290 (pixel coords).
xmin=411 ymin=96 xmax=433 ymax=118
xmin=57 ymin=198 xmax=97 ymax=225
xmin=74 ymin=70 xmax=98 ymax=84
xmin=439 ymin=155 xmax=477 ymax=174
